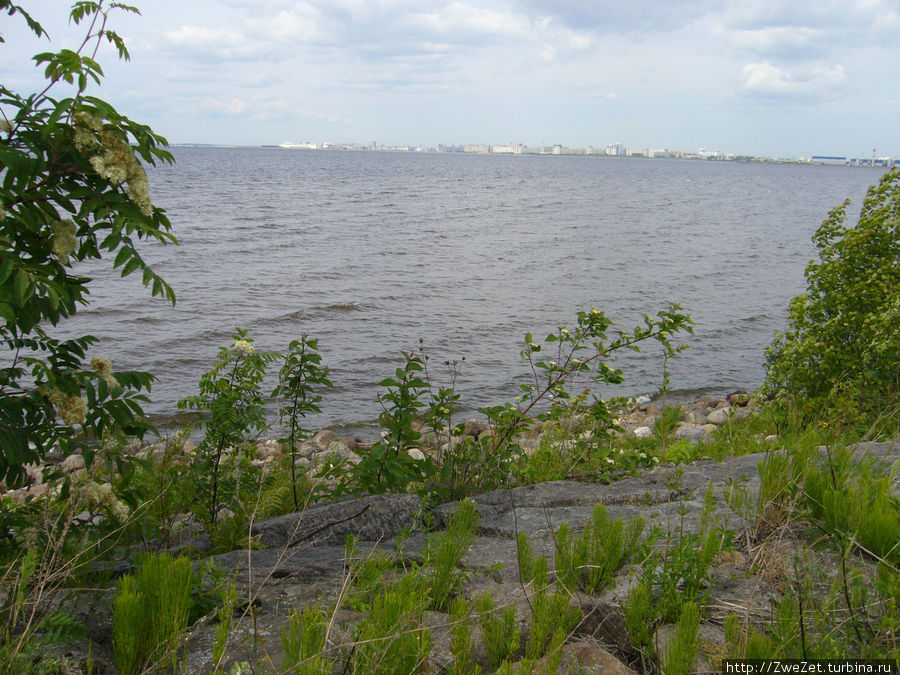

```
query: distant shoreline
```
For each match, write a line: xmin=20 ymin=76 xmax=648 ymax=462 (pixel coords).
xmin=170 ymin=143 xmax=897 ymax=168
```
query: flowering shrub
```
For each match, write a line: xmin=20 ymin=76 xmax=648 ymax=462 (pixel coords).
xmin=0 ymin=2 xmax=175 ymax=486
xmin=764 ymin=169 xmax=900 ymax=427
xmin=178 ymin=328 xmax=279 ymax=524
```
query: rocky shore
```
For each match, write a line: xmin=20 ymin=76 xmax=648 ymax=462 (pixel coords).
xmin=21 ymin=390 xmax=895 ymax=674
xmin=42 ymin=435 xmax=900 ymax=673
xmin=2 ymin=391 xmax=761 ymax=505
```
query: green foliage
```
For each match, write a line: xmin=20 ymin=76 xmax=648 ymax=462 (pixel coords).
xmin=349 ymin=352 xmax=436 ymax=494
xmin=343 ymin=537 xmax=398 ymax=613
xmin=449 ymin=597 xmax=481 ymax=675
xmin=517 ymin=531 xmax=536 ymax=585
xmin=112 ymin=553 xmax=193 ymax=675
xmin=351 ymin=572 xmax=431 ymax=675
xmin=273 ymin=335 xmax=332 ymax=511
xmin=623 ymin=575 xmax=654 ymax=651
xmin=802 ymin=446 xmax=900 ymax=564
xmin=178 ymin=328 xmax=279 ymax=524
xmin=422 ymin=499 xmax=479 ymax=611
xmin=211 ymin=580 xmax=237 ymax=675
xmin=480 ymin=305 xmax=693 ymax=463
xmin=436 ymin=434 xmax=516 ymax=501
xmin=650 ymin=486 xmax=726 ymax=622
xmin=525 ymin=557 xmax=581 ymax=661
xmin=553 ymin=503 xmax=645 ymax=596
xmin=476 ymin=593 xmax=521 ymax=670
xmin=0 ymin=0 xmax=175 ymax=487
xmin=661 ymin=601 xmax=701 ymax=675
xmin=280 ymin=606 xmax=331 ymax=675
xmin=764 ymin=169 xmax=900 ymax=426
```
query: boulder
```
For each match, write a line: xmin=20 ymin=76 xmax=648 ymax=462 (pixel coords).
xmin=255 ymin=439 xmax=281 ymax=461
xmin=463 ymin=418 xmax=489 ymax=438
xmin=327 ymin=440 xmax=362 ymax=465
xmin=60 ymin=453 xmax=85 ymax=473
xmin=707 ymin=407 xmax=732 ymax=425
xmin=556 ymin=641 xmax=636 ymax=674
xmin=680 ymin=410 xmax=708 ymax=425
xmin=250 ymin=493 xmax=421 ymax=549
xmin=674 ymin=424 xmax=711 ymax=444
xmin=633 ymin=426 xmax=653 ymax=439
xmin=312 ymin=429 xmax=338 ymax=451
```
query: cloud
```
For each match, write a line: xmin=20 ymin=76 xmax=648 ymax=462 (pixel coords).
xmin=162 ymin=25 xmax=281 ymax=61
xmin=512 ymin=0 xmax=717 ymax=33
xmin=740 ymin=60 xmax=847 ymax=101
xmin=403 ymin=2 xmax=531 ymax=39
xmin=728 ymin=25 xmax=824 ymax=57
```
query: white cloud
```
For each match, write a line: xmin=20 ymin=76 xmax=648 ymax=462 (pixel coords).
xmin=740 ymin=60 xmax=847 ymax=100
xmin=728 ymin=25 xmax=823 ymax=54
xmin=193 ymin=97 xmax=253 ymax=116
xmin=162 ymin=25 xmax=279 ymax=61
xmin=405 ymin=2 xmax=531 ymax=38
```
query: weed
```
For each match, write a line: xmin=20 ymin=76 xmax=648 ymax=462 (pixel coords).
xmin=281 ymin=606 xmax=331 ymax=675
xmin=661 ymin=601 xmax=701 ymax=675
xmin=554 ymin=503 xmax=645 ymax=596
xmin=112 ymin=553 xmax=193 ymax=675
xmin=476 ymin=593 xmax=521 ymax=670
xmin=422 ymin=499 xmax=480 ymax=611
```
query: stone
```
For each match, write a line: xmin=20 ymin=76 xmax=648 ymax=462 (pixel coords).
xmin=463 ymin=418 xmax=489 ymax=437
xmin=695 ymin=395 xmax=718 ymax=409
xmin=674 ymin=423 xmax=710 ymax=444
xmin=298 ymin=441 xmax=319 ymax=458
xmin=728 ymin=391 xmax=751 ymax=406
xmin=407 ymin=448 xmax=426 ymax=461
xmin=680 ymin=410 xmax=708 ymax=425
xmin=25 ymin=462 xmax=44 ymax=485
xmin=312 ymin=429 xmax=337 ymax=451
xmin=326 ymin=440 xmax=362 ymax=465
xmin=707 ymin=406 xmax=732 ymax=425
xmin=60 ymin=454 xmax=85 ymax=473
xmin=556 ymin=641 xmax=636 ymax=674
xmin=339 ymin=437 xmax=359 ymax=451
xmin=633 ymin=426 xmax=653 ymax=439
xmin=255 ymin=439 xmax=281 ymax=461
xmin=27 ymin=483 xmax=50 ymax=498
xmin=702 ymin=424 xmax=719 ymax=435
xmin=250 ymin=493 xmax=421 ymax=549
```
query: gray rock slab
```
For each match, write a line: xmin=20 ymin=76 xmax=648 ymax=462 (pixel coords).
xmin=250 ymin=492 xmax=420 ymax=549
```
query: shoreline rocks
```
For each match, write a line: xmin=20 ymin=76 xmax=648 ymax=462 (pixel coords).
xmin=0 ymin=391 xmax=759 ymax=502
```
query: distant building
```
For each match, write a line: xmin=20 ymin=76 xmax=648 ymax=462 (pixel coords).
xmin=810 ymin=156 xmax=848 ymax=166
xmin=491 ymin=144 xmax=524 ymax=155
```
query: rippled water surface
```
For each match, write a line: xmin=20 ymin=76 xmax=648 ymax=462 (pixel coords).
xmin=60 ymin=148 xmax=886 ymax=430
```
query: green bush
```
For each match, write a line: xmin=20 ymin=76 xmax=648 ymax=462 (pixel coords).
xmin=0 ymin=1 xmax=175 ymax=489
xmin=553 ymin=503 xmax=645 ymax=596
xmin=112 ymin=553 xmax=193 ymax=675
xmin=764 ymin=169 xmax=900 ymax=427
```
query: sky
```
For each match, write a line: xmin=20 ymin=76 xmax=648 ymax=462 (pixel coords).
xmin=2 ymin=0 xmax=899 ymax=158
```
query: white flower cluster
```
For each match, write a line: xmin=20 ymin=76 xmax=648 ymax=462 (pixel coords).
xmin=51 ymin=219 xmax=78 ymax=264
xmin=39 ymin=387 xmax=88 ymax=426
xmin=91 ymin=356 xmax=119 ymax=389
xmin=233 ymin=339 xmax=255 ymax=355
xmin=83 ymin=480 xmax=130 ymax=520
xmin=72 ymin=112 xmax=152 ymax=215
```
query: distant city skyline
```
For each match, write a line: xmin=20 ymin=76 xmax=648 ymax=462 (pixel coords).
xmin=2 ymin=1 xmax=898 ymax=159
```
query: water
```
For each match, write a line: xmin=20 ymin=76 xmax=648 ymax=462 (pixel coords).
xmin=60 ymin=148 xmax=886 ymax=434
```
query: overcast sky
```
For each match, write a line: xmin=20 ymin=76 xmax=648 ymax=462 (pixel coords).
xmin=2 ymin=0 xmax=899 ymax=158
